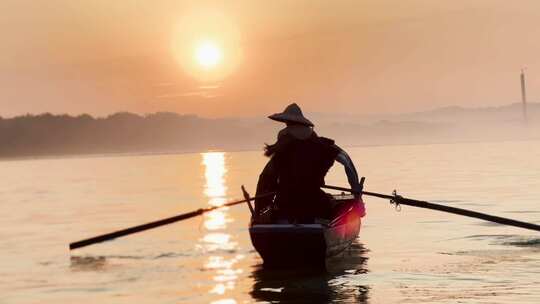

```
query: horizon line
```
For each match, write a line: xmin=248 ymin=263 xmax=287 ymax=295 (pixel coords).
xmin=1 ymin=101 xmax=538 ymax=120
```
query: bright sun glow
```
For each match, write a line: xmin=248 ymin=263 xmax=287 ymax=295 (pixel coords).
xmin=195 ymin=41 xmax=222 ymax=68
xmin=172 ymin=10 xmax=242 ymax=81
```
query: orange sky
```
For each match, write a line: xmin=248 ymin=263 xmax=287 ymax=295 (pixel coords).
xmin=2 ymin=0 xmax=540 ymax=118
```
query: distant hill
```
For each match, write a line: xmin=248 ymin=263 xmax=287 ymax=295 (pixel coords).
xmin=0 ymin=112 xmax=275 ymax=158
xmin=1 ymin=103 xmax=539 ymax=159
xmin=399 ymin=102 xmax=540 ymax=124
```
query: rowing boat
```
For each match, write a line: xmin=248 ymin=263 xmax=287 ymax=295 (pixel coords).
xmin=249 ymin=194 xmax=366 ymax=267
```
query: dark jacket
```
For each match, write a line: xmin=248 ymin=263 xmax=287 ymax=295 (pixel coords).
xmin=255 ymin=132 xmax=340 ymax=221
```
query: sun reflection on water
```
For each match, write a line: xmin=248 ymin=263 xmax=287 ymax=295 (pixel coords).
xmin=203 ymin=152 xmax=228 ymax=205
xmin=205 ymin=210 xmax=226 ymax=230
xmin=202 ymin=233 xmax=237 ymax=251
xmin=210 ymin=299 xmax=237 ymax=304
xmin=200 ymin=152 xmax=242 ymax=302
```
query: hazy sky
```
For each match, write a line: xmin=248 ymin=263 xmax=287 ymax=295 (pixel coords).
xmin=2 ymin=0 xmax=540 ymax=118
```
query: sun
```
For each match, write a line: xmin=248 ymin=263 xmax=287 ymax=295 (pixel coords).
xmin=195 ymin=41 xmax=222 ymax=69
xmin=172 ymin=10 xmax=242 ymax=81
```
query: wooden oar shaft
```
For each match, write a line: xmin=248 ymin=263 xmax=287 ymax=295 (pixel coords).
xmin=397 ymin=196 xmax=540 ymax=232
xmin=69 ymin=209 xmax=203 ymax=250
xmin=69 ymin=192 xmax=275 ymax=250
xmin=322 ymin=185 xmax=540 ymax=232
xmin=322 ymin=184 xmax=394 ymax=200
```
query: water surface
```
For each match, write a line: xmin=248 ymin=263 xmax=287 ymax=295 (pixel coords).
xmin=1 ymin=140 xmax=539 ymax=303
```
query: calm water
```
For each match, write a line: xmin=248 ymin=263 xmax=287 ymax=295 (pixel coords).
xmin=1 ymin=141 xmax=540 ymax=303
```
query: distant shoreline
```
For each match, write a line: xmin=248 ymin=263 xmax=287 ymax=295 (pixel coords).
xmin=2 ymin=137 xmax=538 ymax=163
xmin=1 ymin=104 xmax=538 ymax=162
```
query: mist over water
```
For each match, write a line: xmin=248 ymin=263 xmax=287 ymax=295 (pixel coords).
xmin=1 ymin=140 xmax=539 ymax=303
xmin=1 ymin=103 xmax=539 ymax=159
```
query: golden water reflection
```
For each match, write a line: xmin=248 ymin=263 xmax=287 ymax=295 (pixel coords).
xmin=210 ymin=299 xmax=237 ymax=304
xmin=200 ymin=152 xmax=241 ymax=301
xmin=202 ymin=233 xmax=237 ymax=251
xmin=205 ymin=209 xmax=229 ymax=230
xmin=203 ymin=152 xmax=228 ymax=204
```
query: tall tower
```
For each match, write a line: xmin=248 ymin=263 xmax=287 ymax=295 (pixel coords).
xmin=520 ymin=69 xmax=528 ymax=123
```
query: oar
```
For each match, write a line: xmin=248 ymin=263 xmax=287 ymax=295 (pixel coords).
xmin=322 ymin=184 xmax=540 ymax=232
xmin=69 ymin=190 xmax=275 ymax=250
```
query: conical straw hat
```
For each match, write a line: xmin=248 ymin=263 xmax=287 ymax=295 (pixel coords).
xmin=268 ymin=103 xmax=314 ymax=127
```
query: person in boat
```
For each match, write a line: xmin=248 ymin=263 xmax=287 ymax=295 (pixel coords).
xmin=254 ymin=103 xmax=361 ymax=223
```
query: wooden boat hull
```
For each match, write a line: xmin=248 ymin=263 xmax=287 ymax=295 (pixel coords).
xmin=249 ymin=196 xmax=365 ymax=267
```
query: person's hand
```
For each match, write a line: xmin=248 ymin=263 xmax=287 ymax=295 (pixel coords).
xmin=351 ymin=182 xmax=363 ymax=198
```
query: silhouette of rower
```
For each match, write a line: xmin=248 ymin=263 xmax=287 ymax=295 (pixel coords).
xmin=255 ymin=103 xmax=361 ymax=222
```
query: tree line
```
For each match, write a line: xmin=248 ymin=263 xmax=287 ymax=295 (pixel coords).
xmin=0 ymin=112 xmax=272 ymax=158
